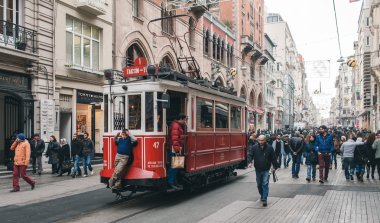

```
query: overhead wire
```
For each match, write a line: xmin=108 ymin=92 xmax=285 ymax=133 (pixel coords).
xmin=332 ymin=0 xmax=343 ymax=58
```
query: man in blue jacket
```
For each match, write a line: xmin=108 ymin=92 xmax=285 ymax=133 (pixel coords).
xmin=315 ymin=125 xmax=334 ymax=184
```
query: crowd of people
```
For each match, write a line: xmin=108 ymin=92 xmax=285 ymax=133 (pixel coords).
xmin=248 ymin=126 xmax=380 ymax=183
xmin=7 ymin=132 xmax=95 ymax=192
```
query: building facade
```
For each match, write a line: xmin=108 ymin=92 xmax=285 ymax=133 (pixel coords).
xmin=0 ymin=0 xmax=54 ymax=164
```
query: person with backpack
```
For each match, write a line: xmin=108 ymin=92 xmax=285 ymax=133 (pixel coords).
xmin=109 ymin=129 xmax=137 ymax=190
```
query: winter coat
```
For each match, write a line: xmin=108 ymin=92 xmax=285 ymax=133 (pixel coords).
xmin=247 ymin=143 xmax=278 ymax=172
xmin=315 ymin=133 xmax=334 ymax=153
xmin=341 ymin=139 xmax=365 ymax=158
xmin=272 ymin=140 xmax=284 ymax=156
xmin=169 ymin=120 xmax=185 ymax=153
xmin=289 ymin=136 xmax=305 ymax=155
xmin=58 ymin=144 xmax=71 ymax=163
xmin=29 ymin=139 xmax=45 ymax=157
xmin=372 ymin=139 xmax=380 ymax=159
xmin=11 ymin=140 xmax=31 ymax=166
xmin=367 ymin=142 xmax=376 ymax=164
xmin=71 ymin=138 xmax=83 ymax=157
xmin=82 ymin=138 xmax=94 ymax=156
xmin=354 ymin=143 xmax=368 ymax=165
xmin=304 ymin=142 xmax=318 ymax=165
xmin=46 ymin=141 xmax=60 ymax=164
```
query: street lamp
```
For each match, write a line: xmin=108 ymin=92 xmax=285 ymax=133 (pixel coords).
xmin=337 ymin=57 xmax=345 ymax=63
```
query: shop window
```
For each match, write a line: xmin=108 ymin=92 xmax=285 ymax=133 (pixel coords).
xmin=66 ymin=16 xmax=100 ymax=71
xmin=145 ymin=92 xmax=154 ymax=132
xmin=128 ymin=95 xmax=141 ymax=130
xmin=215 ymin=102 xmax=228 ymax=130
xmin=230 ymin=105 xmax=241 ymax=130
xmin=197 ymin=97 xmax=213 ymax=130
xmin=113 ymin=96 xmax=125 ymax=130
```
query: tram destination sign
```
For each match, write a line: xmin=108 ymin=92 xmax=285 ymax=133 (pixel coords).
xmin=123 ymin=57 xmax=148 ymax=78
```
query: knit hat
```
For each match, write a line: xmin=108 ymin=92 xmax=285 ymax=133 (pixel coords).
xmin=17 ymin=133 xmax=25 ymax=141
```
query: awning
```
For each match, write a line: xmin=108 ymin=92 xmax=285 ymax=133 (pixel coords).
xmin=255 ymin=108 xmax=264 ymax=114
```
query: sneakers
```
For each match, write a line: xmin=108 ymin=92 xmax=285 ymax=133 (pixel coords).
xmin=84 ymin=174 xmax=88 ymax=177
xmin=319 ymin=179 xmax=324 ymax=184
xmin=90 ymin=170 xmax=94 ymax=175
xmin=306 ymin=177 xmax=311 ymax=182
xmin=262 ymin=200 xmax=267 ymax=207
xmin=31 ymin=183 xmax=35 ymax=190
xmin=10 ymin=189 xmax=20 ymax=192
xmin=350 ymin=175 xmax=354 ymax=180
xmin=312 ymin=177 xmax=316 ymax=181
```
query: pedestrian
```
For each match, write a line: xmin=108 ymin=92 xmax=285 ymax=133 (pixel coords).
xmin=29 ymin=133 xmax=45 ymax=175
xmin=365 ymin=133 xmax=376 ymax=179
xmin=10 ymin=133 xmax=36 ymax=192
xmin=108 ymin=129 xmax=137 ymax=190
xmin=82 ymin=132 xmax=94 ymax=177
xmin=167 ymin=113 xmax=187 ymax=190
xmin=46 ymin=135 xmax=60 ymax=174
xmin=272 ymin=134 xmax=284 ymax=168
xmin=71 ymin=133 xmax=83 ymax=178
xmin=57 ymin=138 xmax=71 ymax=177
xmin=372 ymin=130 xmax=380 ymax=180
xmin=304 ymin=135 xmax=318 ymax=182
xmin=289 ymin=131 xmax=305 ymax=178
xmin=354 ymin=137 xmax=367 ymax=182
xmin=315 ymin=125 xmax=334 ymax=184
xmin=341 ymin=133 xmax=365 ymax=180
xmin=283 ymin=135 xmax=291 ymax=168
xmin=248 ymin=135 xmax=278 ymax=207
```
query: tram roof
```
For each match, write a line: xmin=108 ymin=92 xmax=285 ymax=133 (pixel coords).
xmin=105 ymin=70 xmax=246 ymax=104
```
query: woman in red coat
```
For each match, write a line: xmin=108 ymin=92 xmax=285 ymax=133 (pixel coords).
xmin=167 ymin=113 xmax=187 ymax=190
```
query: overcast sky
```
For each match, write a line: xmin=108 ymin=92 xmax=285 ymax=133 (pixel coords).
xmin=265 ymin=0 xmax=362 ymax=118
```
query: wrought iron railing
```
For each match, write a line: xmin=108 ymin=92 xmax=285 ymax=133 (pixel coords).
xmin=0 ymin=20 xmax=37 ymax=53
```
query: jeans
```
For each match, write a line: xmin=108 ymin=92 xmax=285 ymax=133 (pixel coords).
xmin=343 ymin=157 xmax=355 ymax=178
xmin=255 ymin=170 xmax=270 ymax=201
xmin=291 ymin=154 xmax=302 ymax=176
xmin=330 ymin=153 xmax=337 ymax=167
xmin=284 ymin=153 xmax=291 ymax=167
xmin=307 ymin=164 xmax=317 ymax=179
xmin=276 ymin=153 xmax=282 ymax=168
xmin=83 ymin=155 xmax=93 ymax=175
xmin=356 ymin=164 xmax=365 ymax=175
xmin=72 ymin=155 xmax=81 ymax=176
xmin=167 ymin=152 xmax=178 ymax=185
xmin=318 ymin=153 xmax=331 ymax=180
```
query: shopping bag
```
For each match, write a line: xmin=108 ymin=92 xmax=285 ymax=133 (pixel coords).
xmin=171 ymin=155 xmax=185 ymax=169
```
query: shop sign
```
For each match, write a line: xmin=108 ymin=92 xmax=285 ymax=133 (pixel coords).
xmin=40 ymin=99 xmax=55 ymax=142
xmin=77 ymin=90 xmax=103 ymax=104
xmin=0 ymin=71 xmax=30 ymax=90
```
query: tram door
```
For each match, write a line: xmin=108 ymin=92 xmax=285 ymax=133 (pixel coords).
xmin=166 ymin=91 xmax=187 ymax=126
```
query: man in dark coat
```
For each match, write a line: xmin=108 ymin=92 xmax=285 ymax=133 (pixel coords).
xmin=30 ymin=133 xmax=45 ymax=174
xmin=289 ymin=131 xmax=305 ymax=178
xmin=71 ymin=133 xmax=83 ymax=178
xmin=248 ymin=135 xmax=279 ymax=207
xmin=82 ymin=132 xmax=94 ymax=177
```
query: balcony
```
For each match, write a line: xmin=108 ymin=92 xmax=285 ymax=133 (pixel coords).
xmin=77 ymin=0 xmax=106 ymax=16
xmin=0 ymin=20 xmax=37 ymax=54
xmin=241 ymin=35 xmax=254 ymax=53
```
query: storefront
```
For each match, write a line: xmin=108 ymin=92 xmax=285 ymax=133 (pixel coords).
xmin=76 ymin=90 xmax=104 ymax=154
xmin=0 ymin=70 xmax=33 ymax=165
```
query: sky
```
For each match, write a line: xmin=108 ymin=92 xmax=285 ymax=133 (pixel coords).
xmin=265 ymin=0 xmax=362 ymax=118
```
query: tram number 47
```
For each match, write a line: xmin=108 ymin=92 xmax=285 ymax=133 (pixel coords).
xmin=152 ymin=142 xmax=160 ymax=149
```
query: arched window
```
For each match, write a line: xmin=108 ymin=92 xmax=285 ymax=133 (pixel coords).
xmin=258 ymin=93 xmax=263 ymax=107
xmin=159 ymin=55 xmax=175 ymax=70
xmin=226 ymin=44 xmax=230 ymax=65
xmin=126 ymin=43 xmax=145 ymax=66
xmin=189 ymin=18 xmax=195 ymax=46
xmin=240 ymin=87 xmax=246 ymax=99
xmin=229 ymin=46 xmax=234 ymax=66
xmin=204 ymin=29 xmax=209 ymax=54
xmin=217 ymin=38 xmax=221 ymax=61
xmin=249 ymin=90 xmax=255 ymax=107
xmin=221 ymin=40 xmax=225 ymax=63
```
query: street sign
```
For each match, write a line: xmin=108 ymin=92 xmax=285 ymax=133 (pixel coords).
xmin=123 ymin=57 xmax=148 ymax=78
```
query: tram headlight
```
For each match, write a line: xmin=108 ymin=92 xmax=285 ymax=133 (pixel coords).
xmin=104 ymin=69 xmax=114 ymax=80
xmin=147 ymin=65 xmax=157 ymax=77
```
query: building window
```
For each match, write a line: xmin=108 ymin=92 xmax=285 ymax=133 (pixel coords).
xmin=229 ymin=46 xmax=234 ymax=66
xmin=366 ymin=36 xmax=370 ymax=46
xmin=0 ymin=0 xmax=20 ymax=25
xmin=66 ymin=17 xmax=100 ymax=70
xmin=212 ymin=35 xmax=216 ymax=59
xmin=128 ymin=95 xmax=141 ymax=130
xmin=366 ymin=17 xmax=369 ymax=26
xmin=221 ymin=40 xmax=225 ymax=63
xmin=161 ymin=6 xmax=175 ymax=35
xmin=217 ymin=38 xmax=221 ymax=61
xmin=189 ymin=18 xmax=195 ymax=46
xmin=226 ymin=44 xmax=230 ymax=65
xmin=204 ymin=29 xmax=209 ymax=54
xmin=132 ymin=0 xmax=139 ymax=17
xmin=126 ymin=43 xmax=145 ymax=66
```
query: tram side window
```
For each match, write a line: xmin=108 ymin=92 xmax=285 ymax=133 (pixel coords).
xmin=145 ymin=92 xmax=154 ymax=132
xmin=215 ymin=102 xmax=229 ymax=130
xmin=197 ymin=97 xmax=214 ymax=130
xmin=113 ymin=96 xmax=125 ymax=130
xmin=128 ymin=95 xmax=141 ymax=130
xmin=230 ymin=105 xmax=241 ymax=130
xmin=157 ymin=92 xmax=163 ymax=132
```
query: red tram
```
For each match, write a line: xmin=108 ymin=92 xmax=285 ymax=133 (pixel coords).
xmin=100 ymin=71 xmax=248 ymax=193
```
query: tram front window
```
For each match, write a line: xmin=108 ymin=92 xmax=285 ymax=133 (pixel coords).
xmin=128 ymin=95 xmax=141 ymax=130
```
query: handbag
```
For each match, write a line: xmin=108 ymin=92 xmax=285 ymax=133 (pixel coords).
xmin=171 ymin=154 xmax=185 ymax=169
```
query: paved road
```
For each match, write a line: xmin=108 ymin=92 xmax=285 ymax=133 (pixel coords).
xmin=1 ymin=160 xmax=380 ymax=223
